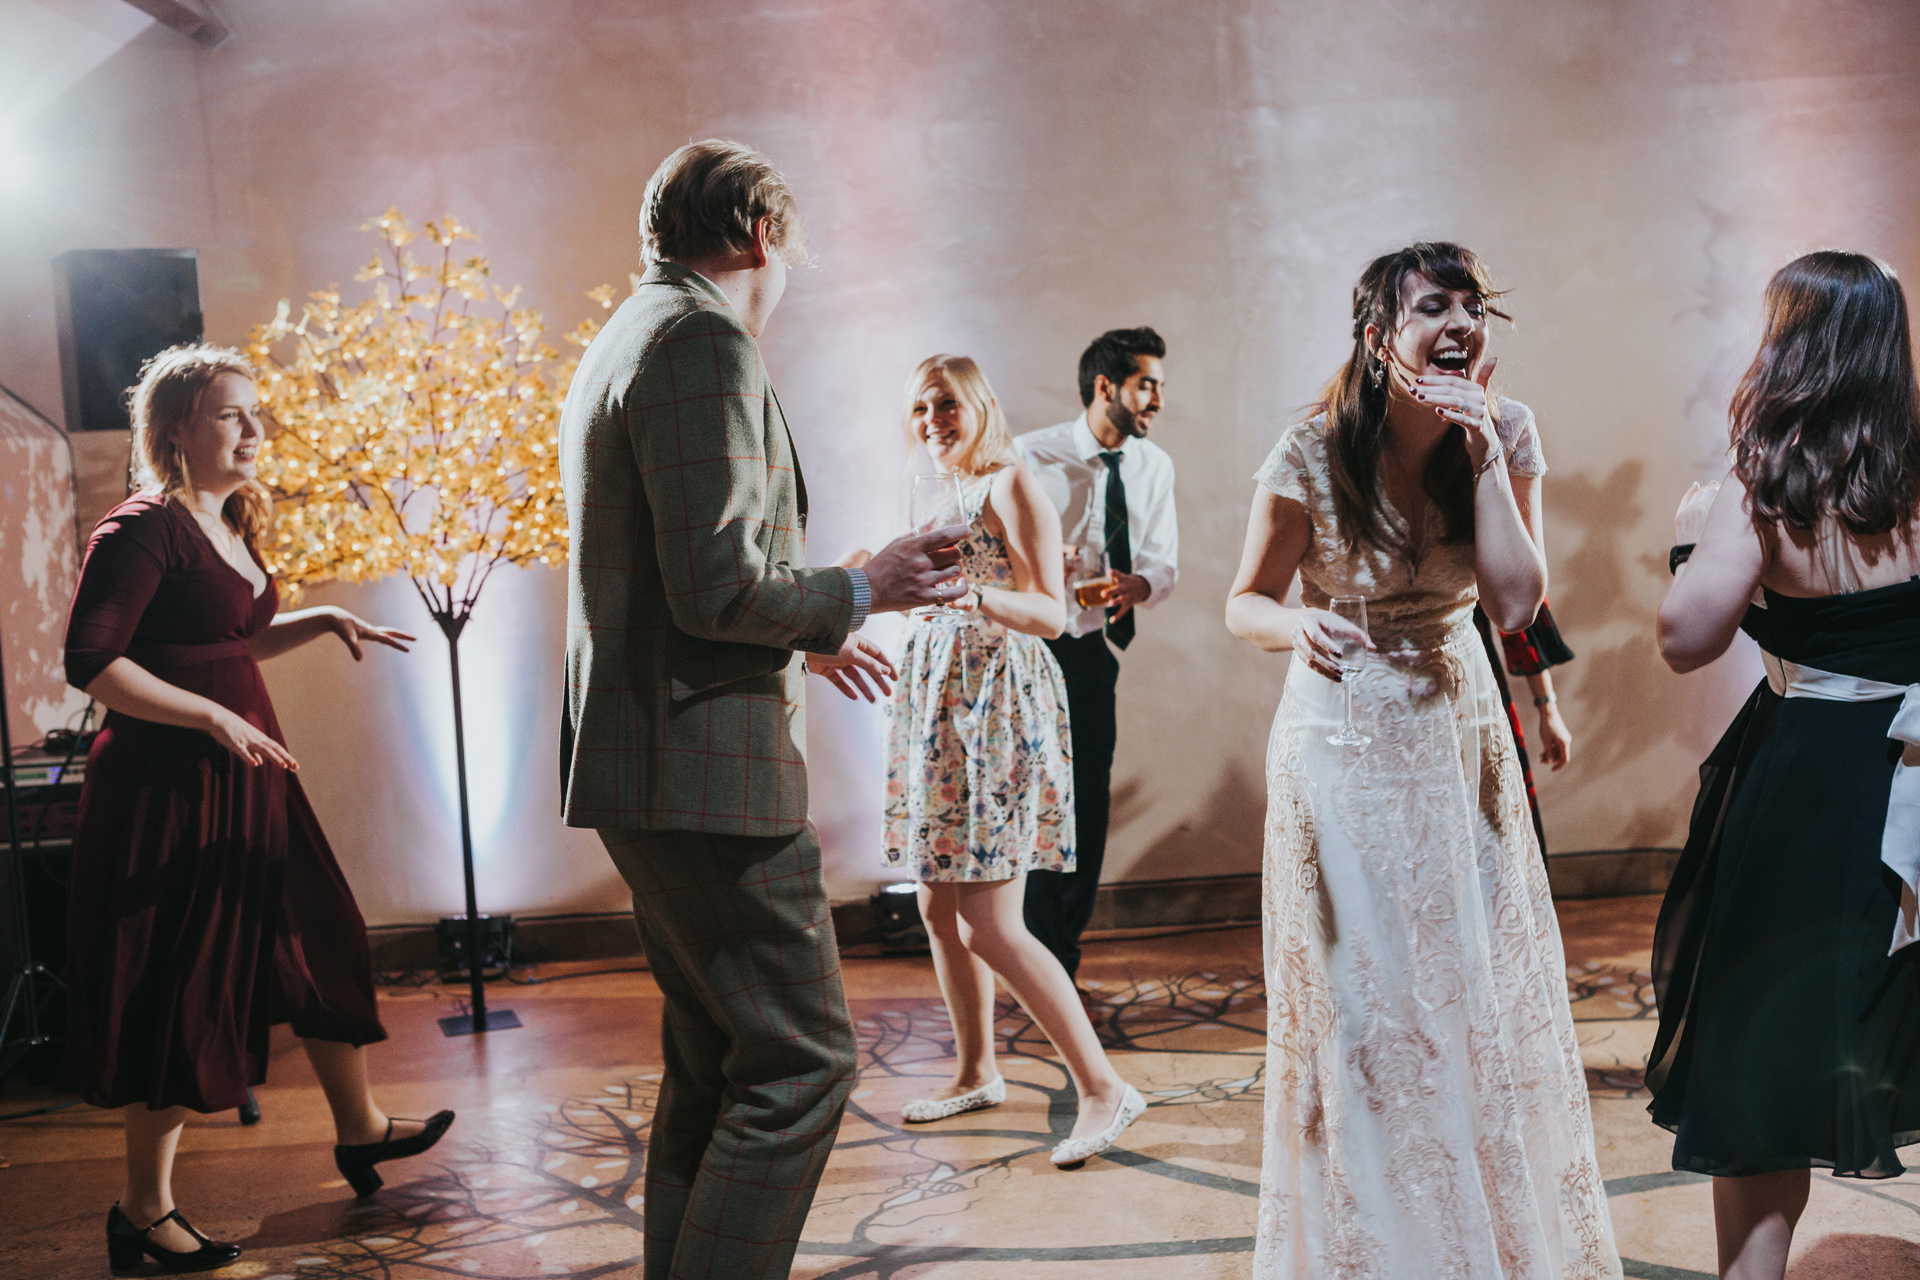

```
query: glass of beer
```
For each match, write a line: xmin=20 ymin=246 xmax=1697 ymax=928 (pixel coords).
xmin=1070 ymin=545 xmax=1114 ymax=610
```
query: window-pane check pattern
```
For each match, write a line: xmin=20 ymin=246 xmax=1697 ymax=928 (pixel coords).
xmin=561 ymin=262 xmax=855 ymax=835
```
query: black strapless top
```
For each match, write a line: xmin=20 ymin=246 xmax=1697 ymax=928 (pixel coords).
xmin=1741 ymin=578 xmax=1920 ymax=684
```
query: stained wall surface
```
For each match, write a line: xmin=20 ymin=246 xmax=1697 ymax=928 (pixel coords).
xmin=0 ymin=388 xmax=85 ymax=743
xmin=1 ymin=0 xmax=1917 ymax=922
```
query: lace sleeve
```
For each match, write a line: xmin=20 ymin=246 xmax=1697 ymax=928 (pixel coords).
xmin=1255 ymin=424 xmax=1314 ymax=506
xmin=1495 ymin=398 xmax=1547 ymax=477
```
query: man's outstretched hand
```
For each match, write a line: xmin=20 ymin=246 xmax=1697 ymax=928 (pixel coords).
xmin=861 ymin=525 xmax=970 ymax=614
xmin=813 ymin=635 xmax=898 ymax=702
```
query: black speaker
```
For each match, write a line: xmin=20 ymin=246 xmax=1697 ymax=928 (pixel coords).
xmin=52 ymin=249 xmax=203 ymax=433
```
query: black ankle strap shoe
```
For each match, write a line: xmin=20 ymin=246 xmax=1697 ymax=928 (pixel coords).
xmin=106 ymin=1203 xmax=242 ymax=1274
xmin=333 ymin=1108 xmax=456 ymax=1196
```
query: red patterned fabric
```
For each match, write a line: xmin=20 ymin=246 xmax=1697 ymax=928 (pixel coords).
xmin=60 ymin=495 xmax=384 ymax=1113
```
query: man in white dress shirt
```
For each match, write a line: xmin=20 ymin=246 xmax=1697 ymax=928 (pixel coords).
xmin=1015 ymin=327 xmax=1178 ymax=980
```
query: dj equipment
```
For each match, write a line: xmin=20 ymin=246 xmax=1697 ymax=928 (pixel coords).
xmin=0 ymin=638 xmax=73 ymax=1089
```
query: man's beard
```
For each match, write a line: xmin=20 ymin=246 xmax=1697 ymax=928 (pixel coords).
xmin=1104 ymin=399 xmax=1147 ymax=439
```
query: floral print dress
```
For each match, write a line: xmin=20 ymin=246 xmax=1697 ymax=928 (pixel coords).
xmin=884 ymin=474 xmax=1076 ymax=882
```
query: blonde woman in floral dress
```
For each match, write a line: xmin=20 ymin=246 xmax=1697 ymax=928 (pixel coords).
xmin=869 ymin=354 xmax=1142 ymax=1167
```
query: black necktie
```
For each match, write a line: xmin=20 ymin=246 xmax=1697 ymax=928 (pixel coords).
xmin=1101 ymin=451 xmax=1134 ymax=650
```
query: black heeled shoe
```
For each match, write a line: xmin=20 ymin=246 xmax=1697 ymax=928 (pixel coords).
xmin=106 ymin=1203 xmax=242 ymax=1274
xmin=333 ymin=1109 xmax=456 ymax=1196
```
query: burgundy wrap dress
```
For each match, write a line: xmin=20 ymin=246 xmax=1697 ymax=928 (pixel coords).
xmin=60 ymin=494 xmax=385 ymax=1113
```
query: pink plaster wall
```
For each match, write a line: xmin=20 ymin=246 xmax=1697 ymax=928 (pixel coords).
xmin=1 ymin=0 xmax=1916 ymax=922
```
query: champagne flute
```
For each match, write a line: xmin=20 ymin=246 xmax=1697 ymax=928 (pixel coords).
xmin=1326 ymin=595 xmax=1371 ymax=747
xmin=909 ymin=471 xmax=968 ymax=611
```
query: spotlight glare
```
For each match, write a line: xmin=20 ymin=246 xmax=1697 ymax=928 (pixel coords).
xmin=0 ymin=123 xmax=35 ymax=198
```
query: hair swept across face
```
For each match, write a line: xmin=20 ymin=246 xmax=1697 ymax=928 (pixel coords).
xmin=1317 ymin=241 xmax=1509 ymax=555
xmin=1730 ymin=249 xmax=1920 ymax=539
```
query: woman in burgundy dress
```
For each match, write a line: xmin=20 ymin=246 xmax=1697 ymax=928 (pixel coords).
xmin=61 ymin=345 xmax=453 ymax=1274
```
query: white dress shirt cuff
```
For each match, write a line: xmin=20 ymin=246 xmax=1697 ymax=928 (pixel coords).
xmin=1139 ymin=564 xmax=1177 ymax=608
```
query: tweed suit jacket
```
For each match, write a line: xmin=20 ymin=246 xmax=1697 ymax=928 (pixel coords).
xmin=560 ymin=262 xmax=856 ymax=835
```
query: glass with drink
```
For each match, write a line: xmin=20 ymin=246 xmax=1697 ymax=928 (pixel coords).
xmin=910 ymin=471 xmax=969 ymax=611
xmin=1325 ymin=595 xmax=1371 ymax=747
xmin=1069 ymin=544 xmax=1114 ymax=611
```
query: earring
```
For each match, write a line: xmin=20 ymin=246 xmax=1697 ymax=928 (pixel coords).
xmin=1369 ymin=357 xmax=1384 ymax=389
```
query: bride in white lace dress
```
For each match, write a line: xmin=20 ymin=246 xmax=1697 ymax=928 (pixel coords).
xmin=1225 ymin=243 xmax=1619 ymax=1278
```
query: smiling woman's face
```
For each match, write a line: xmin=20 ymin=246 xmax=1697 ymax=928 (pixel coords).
xmin=1376 ymin=270 xmax=1489 ymax=382
xmin=177 ymin=371 xmax=265 ymax=493
xmin=908 ymin=372 xmax=983 ymax=470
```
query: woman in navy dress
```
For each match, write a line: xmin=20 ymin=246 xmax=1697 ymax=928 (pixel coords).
xmin=62 ymin=345 xmax=453 ymax=1273
xmin=1651 ymin=251 xmax=1920 ymax=1279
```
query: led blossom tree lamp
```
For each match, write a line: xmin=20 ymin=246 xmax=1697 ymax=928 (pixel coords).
xmin=249 ymin=210 xmax=618 ymax=1036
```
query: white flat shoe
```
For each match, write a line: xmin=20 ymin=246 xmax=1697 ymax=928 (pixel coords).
xmin=1049 ymin=1084 xmax=1145 ymax=1167
xmin=901 ymin=1077 xmax=1006 ymax=1123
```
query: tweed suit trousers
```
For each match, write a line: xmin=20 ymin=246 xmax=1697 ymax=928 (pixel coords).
xmin=598 ymin=824 xmax=856 ymax=1280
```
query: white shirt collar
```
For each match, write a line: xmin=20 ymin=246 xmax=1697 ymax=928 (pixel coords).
xmin=1073 ymin=411 xmax=1131 ymax=462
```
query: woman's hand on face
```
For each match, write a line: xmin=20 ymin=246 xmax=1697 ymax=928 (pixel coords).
xmin=1292 ymin=608 xmax=1375 ymax=682
xmin=208 ymin=707 xmax=299 ymax=771
xmin=1410 ymin=357 xmax=1500 ymax=468
xmin=1674 ymin=481 xmax=1719 ymax=545
xmin=813 ymin=635 xmax=899 ymax=702
xmin=328 ymin=608 xmax=416 ymax=660
xmin=1537 ymin=704 xmax=1573 ymax=771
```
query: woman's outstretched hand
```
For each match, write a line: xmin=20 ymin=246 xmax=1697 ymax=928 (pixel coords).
xmin=208 ymin=707 xmax=299 ymax=771
xmin=1292 ymin=609 xmax=1375 ymax=682
xmin=1410 ymin=357 xmax=1501 ymax=469
xmin=813 ymin=635 xmax=899 ymax=702
xmin=327 ymin=608 xmax=416 ymax=660
xmin=1674 ymin=481 xmax=1720 ymax=545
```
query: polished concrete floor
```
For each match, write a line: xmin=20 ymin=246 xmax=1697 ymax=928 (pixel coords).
xmin=2 ymin=896 xmax=1916 ymax=1278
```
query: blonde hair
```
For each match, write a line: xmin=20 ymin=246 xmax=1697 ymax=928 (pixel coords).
xmin=127 ymin=343 xmax=273 ymax=541
xmin=901 ymin=355 xmax=1016 ymax=476
xmin=639 ymin=139 xmax=809 ymax=267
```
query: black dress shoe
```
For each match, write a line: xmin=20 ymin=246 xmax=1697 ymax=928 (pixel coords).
xmin=106 ymin=1203 xmax=242 ymax=1274
xmin=333 ymin=1109 xmax=456 ymax=1196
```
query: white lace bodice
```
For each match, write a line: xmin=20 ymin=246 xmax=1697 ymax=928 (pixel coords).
xmin=1254 ymin=397 xmax=1546 ymax=649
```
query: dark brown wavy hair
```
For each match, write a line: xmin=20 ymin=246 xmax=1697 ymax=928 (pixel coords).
xmin=1315 ymin=242 xmax=1509 ymax=555
xmin=1731 ymin=250 xmax=1920 ymax=537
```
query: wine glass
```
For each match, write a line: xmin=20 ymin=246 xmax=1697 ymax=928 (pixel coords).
xmin=909 ymin=471 xmax=969 ymax=610
xmin=1326 ymin=595 xmax=1371 ymax=747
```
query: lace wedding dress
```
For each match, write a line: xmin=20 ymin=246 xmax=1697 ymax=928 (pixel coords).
xmin=1253 ymin=402 xmax=1619 ymax=1278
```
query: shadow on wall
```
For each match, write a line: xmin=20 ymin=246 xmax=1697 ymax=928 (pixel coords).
xmin=1551 ymin=457 xmax=1698 ymax=802
xmin=1112 ymin=758 xmax=1269 ymax=883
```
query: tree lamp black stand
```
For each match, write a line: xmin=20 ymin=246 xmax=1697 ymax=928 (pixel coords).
xmin=424 ymin=607 xmax=520 ymax=1038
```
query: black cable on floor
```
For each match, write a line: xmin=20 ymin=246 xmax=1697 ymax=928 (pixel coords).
xmin=507 ymin=964 xmax=648 ymax=985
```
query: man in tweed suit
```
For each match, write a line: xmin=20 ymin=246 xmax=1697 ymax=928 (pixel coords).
xmin=560 ymin=141 xmax=966 ymax=1279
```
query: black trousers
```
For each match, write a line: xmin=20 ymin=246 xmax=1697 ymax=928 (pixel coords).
xmin=1024 ymin=629 xmax=1119 ymax=979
